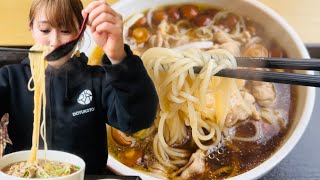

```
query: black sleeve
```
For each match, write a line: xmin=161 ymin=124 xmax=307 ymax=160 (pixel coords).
xmin=101 ymin=44 xmax=159 ymax=134
xmin=0 ymin=67 xmax=10 ymax=118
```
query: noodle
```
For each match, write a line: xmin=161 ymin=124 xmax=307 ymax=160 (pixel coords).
xmin=141 ymin=47 xmax=238 ymax=170
xmin=2 ymin=44 xmax=80 ymax=178
xmin=27 ymin=44 xmax=49 ymax=163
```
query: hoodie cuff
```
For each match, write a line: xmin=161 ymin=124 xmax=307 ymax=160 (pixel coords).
xmin=102 ymin=44 xmax=142 ymax=82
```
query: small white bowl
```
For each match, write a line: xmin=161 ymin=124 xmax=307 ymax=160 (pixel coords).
xmin=0 ymin=150 xmax=85 ymax=180
xmin=81 ymin=0 xmax=315 ymax=179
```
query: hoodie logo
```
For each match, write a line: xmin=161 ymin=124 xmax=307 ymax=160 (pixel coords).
xmin=77 ymin=89 xmax=92 ymax=105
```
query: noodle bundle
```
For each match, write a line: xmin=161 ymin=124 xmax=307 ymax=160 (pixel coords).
xmin=141 ymin=47 xmax=251 ymax=171
xmin=28 ymin=44 xmax=49 ymax=163
xmin=1 ymin=44 xmax=79 ymax=178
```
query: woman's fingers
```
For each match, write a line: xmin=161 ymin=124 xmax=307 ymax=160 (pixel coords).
xmin=91 ymin=12 xmax=117 ymax=32
xmin=83 ymin=1 xmax=123 ymax=37
xmin=84 ymin=0 xmax=125 ymax=62
xmin=83 ymin=1 xmax=117 ymax=26
xmin=95 ymin=21 xmax=122 ymax=37
xmin=83 ymin=0 xmax=109 ymax=14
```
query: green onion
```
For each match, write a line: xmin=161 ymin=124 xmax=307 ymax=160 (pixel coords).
xmin=22 ymin=171 xmax=29 ymax=178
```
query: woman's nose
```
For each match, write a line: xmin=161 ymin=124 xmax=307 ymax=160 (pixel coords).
xmin=49 ymin=31 xmax=62 ymax=48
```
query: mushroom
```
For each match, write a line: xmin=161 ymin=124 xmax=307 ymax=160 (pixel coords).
xmin=111 ymin=127 xmax=135 ymax=146
xmin=132 ymin=27 xmax=150 ymax=44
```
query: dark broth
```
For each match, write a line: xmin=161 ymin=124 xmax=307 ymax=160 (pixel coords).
xmin=191 ymin=85 xmax=296 ymax=179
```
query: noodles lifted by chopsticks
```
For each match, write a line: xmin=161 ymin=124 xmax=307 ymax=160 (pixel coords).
xmin=141 ymin=47 xmax=254 ymax=171
xmin=27 ymin=44 xmax=49 ymax=163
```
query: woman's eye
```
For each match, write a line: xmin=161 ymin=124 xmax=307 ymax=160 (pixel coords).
xmin=40 ymin=30 xmax=50 ymax=33
xmin=61 ymin=30 xmax=71 ymax=34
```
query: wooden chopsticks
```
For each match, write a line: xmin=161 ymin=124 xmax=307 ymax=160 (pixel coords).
xmin=194 ymin=57 xmax=320 ymax=87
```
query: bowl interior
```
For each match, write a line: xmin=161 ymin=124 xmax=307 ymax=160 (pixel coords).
xmin=0 ymin=150 xmax=85 ymax=180
xmin=92 ymin=0 xmax=316 ymax=179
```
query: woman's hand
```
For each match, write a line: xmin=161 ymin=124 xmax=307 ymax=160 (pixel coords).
xmin=82 ymin=0 xmax=126 ymax=64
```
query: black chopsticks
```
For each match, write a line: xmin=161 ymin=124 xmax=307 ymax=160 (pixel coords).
xmin=194 ymin=57 xmax=320 ymax=87
xmin=236 ymin=57 xmax=320 ymax=71
xmin=1 ymin=47 xmax=319 ymax=87
xmin=215 ymin=69 xmax=319 ymax=87
xmin=0 ymin=47 xmax=42 ymax=53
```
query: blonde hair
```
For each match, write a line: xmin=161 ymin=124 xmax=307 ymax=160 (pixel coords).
xmin=29 ymin=0 xmax=84 ymax=34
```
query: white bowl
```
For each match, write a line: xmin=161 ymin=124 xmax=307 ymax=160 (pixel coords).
xmin=82 ymin=0 xmax=316 ymax=179
xmin=0 ymin=150 xmax=85 ymax=180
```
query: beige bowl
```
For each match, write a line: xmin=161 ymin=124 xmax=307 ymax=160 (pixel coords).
xmin=81 ymin=0 xmax=315 ymax=179
xmin=0 ymin=150 xmax=85 ymax=180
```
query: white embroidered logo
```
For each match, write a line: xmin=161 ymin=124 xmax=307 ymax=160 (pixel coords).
xmin=77 ymin=89 xmax=92 ymax=105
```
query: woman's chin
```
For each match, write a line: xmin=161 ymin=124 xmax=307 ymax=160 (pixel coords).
xmin=47 ymin=57 xmax=70 ymax=68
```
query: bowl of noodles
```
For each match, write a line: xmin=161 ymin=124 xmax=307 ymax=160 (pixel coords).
xmin=82 ymin=0 xmax=315 ymax=179
xmin=0 ymin=150 xmax=85 ymax=179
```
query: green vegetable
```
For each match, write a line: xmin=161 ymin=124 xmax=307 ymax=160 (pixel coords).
xmin=74 ymin=165 xmax=80 ymax=170
xmin=22 ymin=171 xmax=29 ymax=178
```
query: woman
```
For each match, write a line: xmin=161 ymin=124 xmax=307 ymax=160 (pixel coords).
xmin=0 ymin=0 xmax=158 ymax=174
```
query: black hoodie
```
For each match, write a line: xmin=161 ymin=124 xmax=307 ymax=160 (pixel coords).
xmin=0 ymin=45 xmax=159 ymax=173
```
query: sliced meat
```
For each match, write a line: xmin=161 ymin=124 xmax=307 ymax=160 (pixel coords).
xmin=178 ymin=149 xmax=206 ymax=179
xmin=251 ymin=81 xmax=276 ymax=107
xmin=242 ymin=43 xmax=268 ymax=57
xmin=213 ymin=31 xmax=233 ymax=44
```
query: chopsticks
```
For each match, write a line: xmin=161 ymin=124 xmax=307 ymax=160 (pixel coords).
xmin=235 ymin=57 xmax=320 ymax=71
xmin=193 ymin=57 xmax=320 ymax=87
xmin=0 ymin=47 xmax=319 ymax=87
xmin=0 ymin=47 xmax=42 ymax=53
xmin=215 ymin=69 xmax=319 ymax=87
